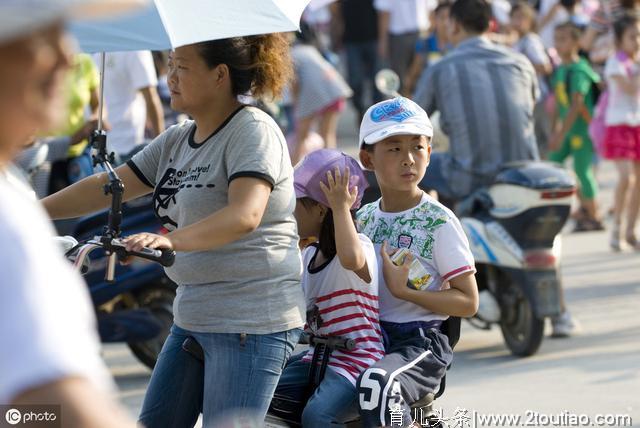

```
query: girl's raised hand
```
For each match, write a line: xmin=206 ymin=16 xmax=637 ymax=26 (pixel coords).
xmin=319 ymin=166 xmax=357 ymax=211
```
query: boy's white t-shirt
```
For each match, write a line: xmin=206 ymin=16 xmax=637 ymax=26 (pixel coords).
xmin=604 ymin=54 xmax=640 ymax=126
xmin=0 ymin=173 xmax=114 ymax=404
xmin=357 ymin=193 xmax=476 ymax=324
xmin=300 ymin=234 xmax=384 ymax=386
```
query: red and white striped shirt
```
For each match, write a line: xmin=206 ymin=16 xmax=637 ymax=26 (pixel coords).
xmin=301 ymin=234 xmax=384 ymax=385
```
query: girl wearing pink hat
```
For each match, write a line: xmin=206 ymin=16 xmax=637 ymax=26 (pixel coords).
xmin=275 ymin=149 xmax=383 ymax=427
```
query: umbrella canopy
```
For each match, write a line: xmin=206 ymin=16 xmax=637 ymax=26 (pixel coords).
xmin=307 ymin=0 xmax=338 ymax=12
xmin=69 ymin=0 xmax=312 ymax=52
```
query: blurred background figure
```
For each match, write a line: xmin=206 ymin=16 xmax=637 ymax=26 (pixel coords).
xmin=582 ymin=0 xmax=640 ymax=64
xmin=95 ymin=50 xmax=164 ymax=158
xmin=413 ymin=0 xmax=540 ymax=201
xmin=601 ymin=15 xmax=640 ymax=251
xmin=538 ymin=0 xmax=589 ymax=49
xmin=153 ymin=50 xmax=182 ymax=127
xmin=289 ymin=26 xmax=353 ymax=165
xmin=0 ymin=1 xmax=140 ymax=426
xmin=375 ymin=0 xmax=436 ymax=93
xmin=303 ymin=0 xmax=338 ymax=64
xmin=15 ymin=124 xmax=103 ymax=200
xmin=549 ymin=22 xmax=604 ymax=232
xmin=510 ymin=2 xmax=554 ymax=155
xmin=404 ymin=1 xmax=452 ymax=96
xmin=47 ymin=53 xmax=103 ymax=192
xmin=330 ymin=0 xmax=381 ymax=123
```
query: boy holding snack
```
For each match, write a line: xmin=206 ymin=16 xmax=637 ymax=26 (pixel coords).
xmin=356 ymin=97 xmax=479 ymax=427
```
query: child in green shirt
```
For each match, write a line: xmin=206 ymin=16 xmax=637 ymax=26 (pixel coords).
xmin=549 ymin=22 xmax=604 ymax=231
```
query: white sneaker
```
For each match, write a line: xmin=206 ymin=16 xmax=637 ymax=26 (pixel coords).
xmin=476 ymin=290 xmax=501 ymax=323
xmin=551 ymin=311 xmax=581 ymax=338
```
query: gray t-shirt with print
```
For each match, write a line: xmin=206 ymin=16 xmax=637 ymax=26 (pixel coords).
xmin=128 ymin=106 xmax=305 ymax=334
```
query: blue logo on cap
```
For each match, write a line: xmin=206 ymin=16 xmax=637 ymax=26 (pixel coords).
xmin=370 ymin=98 xmax=416 ymax=123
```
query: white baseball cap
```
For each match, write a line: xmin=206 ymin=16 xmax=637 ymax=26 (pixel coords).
xmin=359 ymin=97 xmax=433 ymax=146
xmin=0 ymin=0 xmax=145 ymax=44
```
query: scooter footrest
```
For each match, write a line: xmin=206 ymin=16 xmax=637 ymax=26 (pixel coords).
xmin=268 ymin=394 xmax=304 ymax=425
xmin=410 ymin=392 xmax=435 ymax=409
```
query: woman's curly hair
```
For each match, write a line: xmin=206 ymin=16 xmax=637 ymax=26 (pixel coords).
xmin=195 ymin=33 xmax=293 ymax=100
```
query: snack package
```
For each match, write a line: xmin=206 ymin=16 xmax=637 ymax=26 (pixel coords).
xmin=390 ymin=248 xmax=433 ymax=291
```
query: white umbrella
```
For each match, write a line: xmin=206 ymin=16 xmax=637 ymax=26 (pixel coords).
xmin=307 ymin=0 xmax=338 ymax=12
xmin=69 ymin=0 xmax=311 ymax=132
xmin=69 ymin=0 xmax=312 ymax=52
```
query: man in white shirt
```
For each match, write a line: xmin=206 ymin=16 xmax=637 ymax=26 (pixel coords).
xmin=96 ymin=50 xmax=164 ymax=156
xmin=374 ymin=0 xmax=436 ymax=91
xmin=0 ymin=1 xmax=137 ymax=426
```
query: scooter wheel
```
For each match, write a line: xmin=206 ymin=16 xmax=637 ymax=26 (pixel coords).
xmin=499 ymin=283 xmax=545 ymax=357
xmin=127 ymin=284 xmax=175 ymax=369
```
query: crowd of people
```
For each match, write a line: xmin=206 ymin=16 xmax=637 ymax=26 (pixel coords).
xmin=1 ymin=0 xmax=639 ymax=427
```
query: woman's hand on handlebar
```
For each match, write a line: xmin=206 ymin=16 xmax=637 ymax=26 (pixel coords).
xmin=120 ymin=233 xmax=173 ymax=266
xmin=122 ymin=233 xmax=173 ymax=253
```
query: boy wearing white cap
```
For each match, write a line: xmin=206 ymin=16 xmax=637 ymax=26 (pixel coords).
xmin=355 ymin=97 xmax=479 ymax=427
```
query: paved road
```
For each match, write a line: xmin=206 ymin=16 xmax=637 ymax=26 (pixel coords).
xmin=105 ymin=106 xmax=640 ymax=427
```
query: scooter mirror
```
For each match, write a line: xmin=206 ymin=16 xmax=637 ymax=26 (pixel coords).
xmin=375 ymin=69 xmax=401 ymax=98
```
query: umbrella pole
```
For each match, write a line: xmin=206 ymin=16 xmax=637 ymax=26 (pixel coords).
xmin=89 ymin=52 xmax=124 ymax=247
xmin=98 ymin=52 xmax=106 ymax=132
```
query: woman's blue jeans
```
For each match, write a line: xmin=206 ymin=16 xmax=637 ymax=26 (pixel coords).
xmin=138 ymin=324 xmax=301 ymax=428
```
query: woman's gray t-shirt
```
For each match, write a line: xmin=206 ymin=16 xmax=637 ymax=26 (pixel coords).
xmin=128 ymin=106 xmax=305 ymax=334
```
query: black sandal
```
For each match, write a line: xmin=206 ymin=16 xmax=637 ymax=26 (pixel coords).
xmin=573 ymin=218 xmax=605 ymax=232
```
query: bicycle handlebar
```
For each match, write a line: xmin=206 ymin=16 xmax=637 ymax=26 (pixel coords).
xmin=108 ymin=238 xmax=176 ymax=267
xmin=69 ymin=236 xmax=175 ymax=281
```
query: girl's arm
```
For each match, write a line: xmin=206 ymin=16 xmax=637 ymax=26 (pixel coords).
xmin=550 ymin=92 xmax=588 ymax=150
xmin=42 ymin=164 xmax=154 ymax=219
xmin=548 ymin=89 xmax=560 ymax=150
xmin=609 ymin=74 xmax=640 ymax=96
xmin=533 ymin=62 xmax=552 ymax=76
xmin=380 ymin=242 xmax=478 ymax=317
xmin=320 ymin=167 xmax=370 ymax=283
xmin=123 ymin=177 xmax=271 ymax=253
xmin=564 ymin=92 xmax=590 ymax=131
